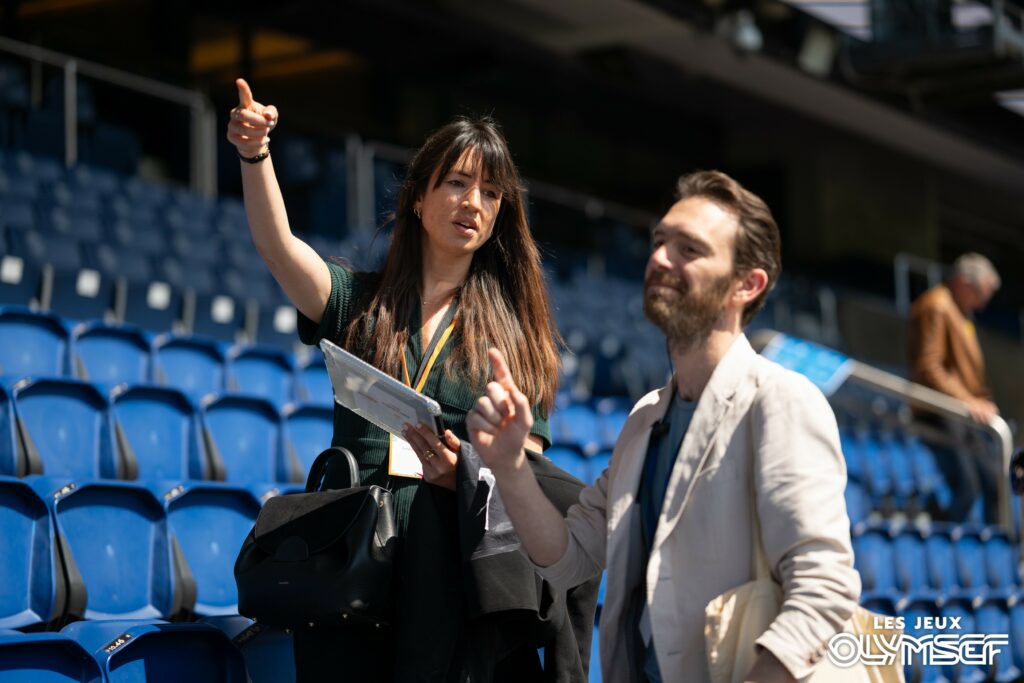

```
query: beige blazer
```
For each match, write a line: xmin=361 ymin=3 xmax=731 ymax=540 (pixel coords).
xmin=537 ymin=335 xmax=861 ymax=682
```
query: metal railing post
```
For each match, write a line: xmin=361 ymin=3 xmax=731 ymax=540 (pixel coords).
xmin=0 ymin=35 xmax=215 ymax=195
xmin=63 ymin=59 xmax=77 ymax=168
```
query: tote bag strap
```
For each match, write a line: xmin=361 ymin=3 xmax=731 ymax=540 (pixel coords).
xmin=748 ymin=418 xmax=774 ymax=583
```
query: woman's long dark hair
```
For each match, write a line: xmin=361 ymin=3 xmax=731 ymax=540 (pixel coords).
xmin=344 ymin=117 xmax=561 ymax=414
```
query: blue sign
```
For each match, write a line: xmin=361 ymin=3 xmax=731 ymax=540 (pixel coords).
xmin=759 ymin=334 xmax=853 ymax=396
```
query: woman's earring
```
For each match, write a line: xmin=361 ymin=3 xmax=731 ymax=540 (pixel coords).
xmin=414 ymin=207 xmax=421 ymax=219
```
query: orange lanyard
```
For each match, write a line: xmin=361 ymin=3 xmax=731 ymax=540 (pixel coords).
xmin=401 ymin=319 xmax=457 ymax=392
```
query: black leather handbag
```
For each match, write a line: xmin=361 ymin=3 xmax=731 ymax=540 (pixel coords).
xmin=234 ymin=447 xmax=397 ymax=628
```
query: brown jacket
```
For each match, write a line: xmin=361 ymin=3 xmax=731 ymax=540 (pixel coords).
xmin=909 ymin=284 xmax=991 ymax=400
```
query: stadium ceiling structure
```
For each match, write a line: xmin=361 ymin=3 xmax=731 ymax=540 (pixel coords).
xmin=438 ymin=0 xmax=1024 ymax=192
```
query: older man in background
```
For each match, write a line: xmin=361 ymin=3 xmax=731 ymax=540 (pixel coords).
xmin=910 ymin=252 xmax=1002 ymax=522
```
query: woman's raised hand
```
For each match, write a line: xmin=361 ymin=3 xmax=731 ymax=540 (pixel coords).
xmin=226 ymin=78 xmax=279 ymax=158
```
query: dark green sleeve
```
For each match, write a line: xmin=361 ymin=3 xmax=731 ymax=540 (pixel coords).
xmin=297 ymin=261 xmax=355 ymax=346
xmin=530 ymin=402 xmax=552 ymax=450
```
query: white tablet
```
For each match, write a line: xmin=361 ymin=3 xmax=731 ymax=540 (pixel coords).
xmin=319 ymin=338 xmax=444 ymax=438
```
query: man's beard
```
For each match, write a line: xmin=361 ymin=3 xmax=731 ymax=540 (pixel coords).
xmin=643 ymin=271 xmax=733 ymax=352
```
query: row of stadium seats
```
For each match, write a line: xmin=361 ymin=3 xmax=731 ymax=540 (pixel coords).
xmin=863 ymin=592 xmax=1023 ymax=683
xmin=0 ymin=475 xmax=299 ymax=629
xmin=853 ymin=522 xmax=1020 ymax=599
xmin=0 ymin=617 xmax=293 ymax=682
xmin=0 ymin=307 xmax=330 ymax=406
xmin=0 ymin=377 xmax=331 ymax=484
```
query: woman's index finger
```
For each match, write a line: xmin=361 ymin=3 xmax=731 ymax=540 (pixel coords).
xmin=235 ymin=78 xmax=254 ymax=108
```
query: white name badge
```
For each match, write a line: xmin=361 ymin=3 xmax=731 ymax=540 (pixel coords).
xmin=389 ymin=435 xmax=424 ymax=479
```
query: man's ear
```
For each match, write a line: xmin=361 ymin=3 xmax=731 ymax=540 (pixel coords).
xmin=733 ymin=268 xmax=769 ymax=307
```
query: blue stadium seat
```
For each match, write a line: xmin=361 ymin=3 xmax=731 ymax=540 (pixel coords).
xmin=111 ymin=218 xmax=167 ymax=254
xmin=110 ymin=385 xmax=207 ymax=482
xmin=1011 ymin=599 xmax=1024 ymax=673
xmin=201 ymin=615 xmax=296 ymax=683
xmin=122 ymin=279 xmax=183 ymax=332
xmin=844 ymin=482 xmax=870 ymax=527
xmin=550 ymin=404 xmax=600 ymax=454
xmin=899 ymin=597 xmax=942 ymax=683
xmin=158 ymin=256 xmax=219 ymax=295
xmin=0 ymin=477 xmax=68 ymax=629
xmin=191 ymin=292 xmax=244 ymax=342
xmin=42 ymin=206 xmax=102 ymax=242
xmin=49 ymin=267 xmax=115 ymax=322
xmin=0 ymin=383 xmax=17 ymax=476
xmin=924 ymin=525 xmax=961 ymax=595
xmin=975 ymin=597 xmax=1020 ymax=682
xmin=254 ymin=301 xmax=299 ymax=351
xmin=35 ymin=478 xmax=183 ymax=620
xmin=13 ymin=378 xmax=120 ymax=479
xmin=226 ymin=344 xmax=294 ymax=408
xmin=62 ymin=620 xmax=247 ymax=683
xmin=0 ymin=631 xmax=102 ymax=682
xmin=884 ymin=435 xmax=916 ymax=506
xmin=122 ymin=176 xmax=170 ymax=208
xmin=68 ymin=163 xmax=120 ymax=196
xmin=983 ymin=527 xmax=1018 ymax=590
xmin=152 ymin=334 xmax=226 ymax=403
xmin=294 ymin=350 xmax=331 ymax=406
xmin=909 ymin=437 xmax=953 ymax=513
xmin=859 ymin=595 xmax=897 ymax=617
xmin=92 ymin=244 xmax=154 ymax=285
xmin=0 ymin=306 xmax=69 ymax=380
xmin=892 ymin=528 xmax=932 ymax=595
xmin=72 ymin=320 xmax=151 ymax=388
xmin=283 ymin=402 xmax=333 ymax=478
xmin=852 ymin=529 xmax=899 ymax=601
xmin=954 ymin=528 xmax=989 ymax=593
xmin=160 ymin=482 xmax=261 ymax=616
xmin=0 ymin=252 xmax=42 ymax=308
xmin=588 ymin=450 xmax=613 ymax=486
xmin=201 ymin=395 xmax=289 ymax=484
xmin=1 ymin=197 xmax=37 ymax=235
xmin=860 ymin=433 xmax=893 ymax=500
xmin=546 ymin=445 xmax=590 ymax=484
xmin=589 ymin=334 xmax=629 ymax=397
xmin=941 ymin=597 xmax=985 ymax=683
xmin=596 ymin=407 xmax=628 ymax=452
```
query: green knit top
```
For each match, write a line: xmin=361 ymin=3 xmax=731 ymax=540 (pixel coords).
xmin=297 ymin=261 xmax=552 ymax=532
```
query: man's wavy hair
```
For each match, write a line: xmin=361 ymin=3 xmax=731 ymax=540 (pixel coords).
xmin=675 ymin=170 xmax=782 ymax=327
xmin=344 ymin=117 xmax=562 ymax=413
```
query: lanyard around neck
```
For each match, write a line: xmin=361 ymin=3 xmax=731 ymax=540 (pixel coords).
xmin=401 ymin=303 xmax=457 ymax=392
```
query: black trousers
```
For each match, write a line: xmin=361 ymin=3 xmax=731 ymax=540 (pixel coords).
xmin=929 ymin=420 xmax=1001 ymax=524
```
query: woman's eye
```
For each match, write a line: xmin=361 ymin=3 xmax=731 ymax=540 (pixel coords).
xmin=484 ymin=190 xmax=499 ymax=199
xmin=448 ymin=179 xmax=464 ymax=187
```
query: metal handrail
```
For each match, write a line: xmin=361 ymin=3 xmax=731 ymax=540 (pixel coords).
xmin=0 ymin=35 xmax=217 ymax=196
xmin=751 ymin=329 xmax=1016 ymax=536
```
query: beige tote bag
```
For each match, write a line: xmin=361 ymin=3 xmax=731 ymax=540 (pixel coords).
xmin=703 ymin=552 xmax=904 ymax=682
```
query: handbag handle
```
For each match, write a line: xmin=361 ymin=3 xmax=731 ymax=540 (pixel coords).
xmin=305 ymin=447 xmax=360 ymax=492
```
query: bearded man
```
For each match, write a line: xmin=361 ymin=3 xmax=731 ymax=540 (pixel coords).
xmin=467 ymin=171 xmax=860 ymax=682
